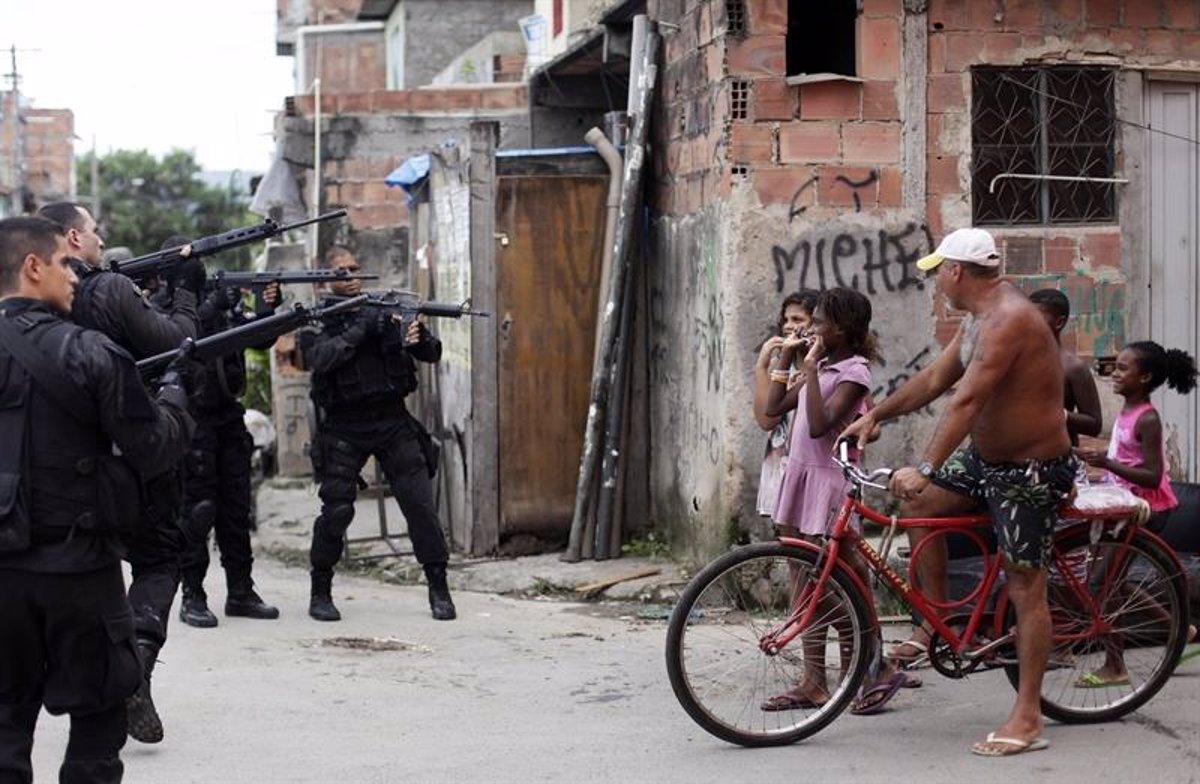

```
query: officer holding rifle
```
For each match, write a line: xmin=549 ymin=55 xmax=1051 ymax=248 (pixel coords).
xmin=300 ymin=245 xmax=456 ymax=622
xmin=175 ymin=234 xmax=282 ymax=629
xmin=35 ymin=204 xmax=203 ymax=747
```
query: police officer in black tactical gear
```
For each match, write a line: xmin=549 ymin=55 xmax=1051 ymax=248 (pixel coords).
xmin=0 ymin=216 xmax=195 ymax=784
xmin=176 ymin=241 xmax=280 ymax=628
xmin=36 ymin=203 xmax=202 ymax=746
xmin=300 ymin=246 xmax=455 ymax=622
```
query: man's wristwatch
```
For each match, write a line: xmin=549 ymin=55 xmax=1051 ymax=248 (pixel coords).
xmin=917 ymin=461 xmax=935 ymax=479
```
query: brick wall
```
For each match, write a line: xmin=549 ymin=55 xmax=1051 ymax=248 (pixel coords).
xmin=283 ymin=83 xmax=529 ymax=234
xmin=651 ymin=0 xmax=729 ymax=215
xmin=926 ymin=0 xmax=1200 ymax=357
xmin=726 ymin=1 xmax=904 ymax=215
xmin=24 ymin=109 xmax=75 ymax=203
xmin=0 ymin=93 xmax=74 ymax=209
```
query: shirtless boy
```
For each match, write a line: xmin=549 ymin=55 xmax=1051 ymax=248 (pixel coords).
xmin=1029 ymin=288 xmax=1102 ymax=445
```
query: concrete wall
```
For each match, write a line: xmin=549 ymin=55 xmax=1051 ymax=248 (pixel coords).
xmin=644 ymin=0 xmax=1200 ymax=558
xmin=400 ymin=0 xmax=533 ymax=88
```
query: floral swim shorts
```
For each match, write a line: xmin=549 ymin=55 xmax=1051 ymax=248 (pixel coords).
xmin=931 ymin=444 xmax=1078 ymax=569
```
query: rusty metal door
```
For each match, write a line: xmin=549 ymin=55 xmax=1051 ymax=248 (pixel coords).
xmin=494 ymin=175 xmax=607 ymax=535
xmin=1148 ymin=81 xmax=1199 ymax=480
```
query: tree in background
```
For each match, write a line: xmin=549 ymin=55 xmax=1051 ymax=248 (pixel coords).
xmin=77 ymin=148 xmax=255 ymax=268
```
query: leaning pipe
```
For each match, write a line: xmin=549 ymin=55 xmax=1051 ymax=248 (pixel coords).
xmin=585 ymin=127 xmax=624 ymax=370
xmin=564 ymin=26 xmax=660 ymax=562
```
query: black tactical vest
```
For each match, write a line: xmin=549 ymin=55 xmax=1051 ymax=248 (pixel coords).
xmin=0 ymin=311 xmax=142 ymax=550
xmin=310 ymin=308 xmax=418 ymax=412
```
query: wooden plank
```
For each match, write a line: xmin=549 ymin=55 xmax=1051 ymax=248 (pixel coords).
xmin=495 ymin=174 xmax=608 ymax=535
xmin=574 ymin=568 xmax=661 ymax=599
xmin=469 ymin=121 xmax=501 ymax=556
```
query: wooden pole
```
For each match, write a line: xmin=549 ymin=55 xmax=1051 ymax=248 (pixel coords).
xmin=469 ymin=121 xmax=500 ymax=556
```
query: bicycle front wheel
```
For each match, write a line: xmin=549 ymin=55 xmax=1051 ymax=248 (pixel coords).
xmin=665 ymin=542 xmax=874 ymax=747
xmin=1004 ymin=527 xmax=1189 ymax=723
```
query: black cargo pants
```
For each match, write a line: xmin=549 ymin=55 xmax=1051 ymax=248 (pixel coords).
xmin=0 ymin=563 xmax=139 ymax=783
xmin=310 ymin=411 xmax=447 ymax=575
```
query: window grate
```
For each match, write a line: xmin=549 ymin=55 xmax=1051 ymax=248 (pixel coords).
xmin=730 ymin=79 xmax=750 ymax=121
xmin=971 ymin=66 xmax=1117 ymax=226
xmin=726 ymin=0 xmax=746 ymax=37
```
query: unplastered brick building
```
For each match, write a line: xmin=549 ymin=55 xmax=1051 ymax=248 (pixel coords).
xmin=646 ymin=0 xmax=1200 ymax=556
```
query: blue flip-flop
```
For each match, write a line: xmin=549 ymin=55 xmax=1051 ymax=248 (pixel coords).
xmin=850 ymin=671 xmax=907 ymax=715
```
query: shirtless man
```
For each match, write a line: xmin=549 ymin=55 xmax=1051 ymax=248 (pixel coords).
xmin=843 ymin=228 xmax=1076 ymax=757
xmin=1029 ymin=288 xmax=1102 ymax=445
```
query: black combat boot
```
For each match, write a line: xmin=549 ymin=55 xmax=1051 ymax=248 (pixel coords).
xmin=424 ymin=562 xmax=457 ymax=621
xmin=225 ymin=574 xmax=280 ymax=620
xmin=125 ymin=639 xmax=164 ymax=744
xmin=178 ymin=579 xmax=218 ymax=628
xmin=309 ymin=570 xmax=341 ymax=622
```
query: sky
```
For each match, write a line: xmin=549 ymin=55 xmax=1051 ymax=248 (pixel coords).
xmin=4 ymin=0 xmax=296 ymax=174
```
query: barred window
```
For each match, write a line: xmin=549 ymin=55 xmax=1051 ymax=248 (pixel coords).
xmin=971 ymin=67 xmax=1117 ymax=226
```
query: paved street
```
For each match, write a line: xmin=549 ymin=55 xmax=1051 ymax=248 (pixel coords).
xmin=27 ymin=554 xmax=1200 ymax=783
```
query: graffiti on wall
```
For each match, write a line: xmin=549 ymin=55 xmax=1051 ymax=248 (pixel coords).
xmin=770 ymin=222 xmax=933 ymax=295
xmin=872 ymin=345 xmax=935 ymax=417
xmin=834 ymin=170 xmax=880 ymax=212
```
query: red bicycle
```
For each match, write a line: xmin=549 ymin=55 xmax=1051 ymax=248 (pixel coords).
xmin=665 ymin=444 xmax=1191 ymax=747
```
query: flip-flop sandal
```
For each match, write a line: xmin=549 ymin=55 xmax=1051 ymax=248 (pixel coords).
xmin=760 ymin=692 xmax=827 ymax=712
xmin=1178 ymin=646 xmax=1200 ymax=665
xmin=849 ymin=672 xmax=906 ymax=716
xmin=970 ymin=733 xmax=1050 ymax=757
xmin=886 ymin=640 xmax=928 ymax=664
xmin=1075 ymin=672 xmax=1130 ymax=688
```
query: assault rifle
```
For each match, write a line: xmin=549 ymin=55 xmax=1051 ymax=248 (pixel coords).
xmin=137 ymin=294 xmax=369 ymax=375
xmin=211 ymin=268 xmax=379 ymax=317
xmin=328 ymin=289 xmax=491 ymax=334
xmin=111 ymin=209 xmax=349 ymax=284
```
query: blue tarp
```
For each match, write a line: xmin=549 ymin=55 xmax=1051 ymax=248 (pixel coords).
xmin=385 ymin=154 xmax=431 ymax=206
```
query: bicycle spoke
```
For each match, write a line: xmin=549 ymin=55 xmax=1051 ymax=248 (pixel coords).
xmin=669 ymin=548 xmax=868 ymax=744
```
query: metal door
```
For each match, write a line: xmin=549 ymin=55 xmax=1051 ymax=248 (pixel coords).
xmin=1148 ymin=81 xmax=1199 ymax=480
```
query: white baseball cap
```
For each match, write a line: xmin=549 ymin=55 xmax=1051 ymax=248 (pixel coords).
xmin=916 ymin=228 xmax=1000 ymax=272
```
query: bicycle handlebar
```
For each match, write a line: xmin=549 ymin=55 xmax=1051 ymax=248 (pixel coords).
xmin=834 ymin=439 xmax=894 ymax=491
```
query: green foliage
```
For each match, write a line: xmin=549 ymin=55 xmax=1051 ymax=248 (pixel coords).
xmin=622 ymin=530 xmax=672 ymax=559
xmin=77 ymin=148 xmax=255 ymax=269
xmin=240 ymin=348 xmax=272 ymax=415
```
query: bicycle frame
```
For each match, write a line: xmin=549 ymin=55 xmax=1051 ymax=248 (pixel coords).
xmin=761 ymin=483 xmax=1158 ymax=663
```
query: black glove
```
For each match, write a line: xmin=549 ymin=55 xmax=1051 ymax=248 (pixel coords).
xmin=172 ymin=257 xmax=207 ymax=296
xmin=157 ymin=339 xmax=200 ymax=400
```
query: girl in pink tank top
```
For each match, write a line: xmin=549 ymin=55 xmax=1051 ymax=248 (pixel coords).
xmin=1076 ymin=340 xmax=1198 ymax=686
xmin=1077 ymin=341 xmax=1197 ymax=514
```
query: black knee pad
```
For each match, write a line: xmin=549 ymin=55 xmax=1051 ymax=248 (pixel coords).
xmin=323 ymin=502 xmax=355 ymax=531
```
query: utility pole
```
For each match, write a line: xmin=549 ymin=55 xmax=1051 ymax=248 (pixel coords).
xmin=90 ymin=135 xmax=100 ymax=219
xmin=4 ymin=45 xmax=24 ymax=211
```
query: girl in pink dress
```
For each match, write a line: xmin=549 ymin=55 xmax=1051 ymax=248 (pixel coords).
xmin=761 ymin=288 xmax=907 ymax=714
xmin=753 ymin=290 xmax=818 ymax=517
xmin=1077 ymin=340 xmax=1198 ymax=685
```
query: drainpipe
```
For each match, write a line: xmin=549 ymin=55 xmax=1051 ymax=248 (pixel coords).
xmin=584 ymin=127 xmax=623 ymax=369
xmin=311 ymin=76 xmax=322 ymax=270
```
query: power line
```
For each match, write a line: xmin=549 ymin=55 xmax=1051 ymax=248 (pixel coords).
xmin=996 ymin=71 xmax=1200 ymax=148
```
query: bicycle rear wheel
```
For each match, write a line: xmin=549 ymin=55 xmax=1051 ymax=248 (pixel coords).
xmin=1004 ymin=527 xmax=1189 ymax=723
xmin=665 ymin=542 xmax=874 ymax=747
